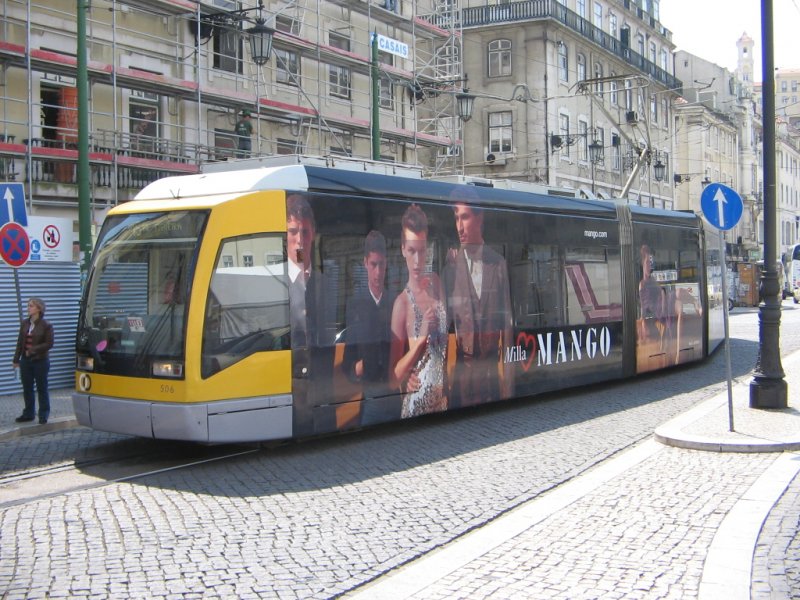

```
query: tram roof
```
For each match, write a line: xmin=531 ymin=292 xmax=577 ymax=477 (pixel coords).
xmin=134 ymin=163 xmax=696 ymax=225
xmin=135 ymin=164 xmax=619 ymax=219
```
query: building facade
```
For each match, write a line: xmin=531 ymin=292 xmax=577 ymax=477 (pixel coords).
xmin=458 ymin=0 xmax=679 ymax=206
xmin=673 ymin=48 xmax=761 ymax=262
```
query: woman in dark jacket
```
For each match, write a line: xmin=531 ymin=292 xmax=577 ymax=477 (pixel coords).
xmin=12 ymin=297 xmax=54 ymax=424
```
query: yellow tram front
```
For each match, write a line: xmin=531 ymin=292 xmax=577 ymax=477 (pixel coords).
xmin=74 ymin=176 xmax=293 ymax=443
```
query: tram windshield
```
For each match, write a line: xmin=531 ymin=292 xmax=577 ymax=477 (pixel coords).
xmin=76 ymin=210 xmax=208 ymax=378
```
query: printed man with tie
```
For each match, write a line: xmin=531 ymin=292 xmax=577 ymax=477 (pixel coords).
xmin=444 ymin=199 xmax=514 ymax=408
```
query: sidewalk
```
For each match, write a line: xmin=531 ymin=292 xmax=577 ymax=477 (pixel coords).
xmin=350 ymin=349 xmax=800 ymax=600
xmin=0 ymin=386 xmax=76 ymax=441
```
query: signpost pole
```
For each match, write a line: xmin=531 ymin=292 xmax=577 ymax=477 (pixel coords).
xmin=719 ymin=234 xmax=735 ymax=431
xmin=370 ymin=34 xmax=380 ymax=161
xmin=701 ymin=182 xmax=745 ymax=431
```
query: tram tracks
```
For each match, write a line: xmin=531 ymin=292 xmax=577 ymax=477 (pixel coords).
xmin=0 ymin=445 xmax=260 ymax=509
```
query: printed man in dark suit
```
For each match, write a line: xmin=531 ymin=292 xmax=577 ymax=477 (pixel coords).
xmin=444 ymin=200 xmax=514 ymax=408
xmin=342 ymin=230 xmax=400 ymax=425
xmin=287 ymin=194 xmax=335 ymax=436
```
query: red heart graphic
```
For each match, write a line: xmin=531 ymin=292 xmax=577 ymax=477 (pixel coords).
xmin=516 ymin=332 xmax=537 ymax=372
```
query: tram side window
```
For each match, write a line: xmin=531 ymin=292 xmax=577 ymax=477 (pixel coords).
xmin=201 ymin=233 xmax=290 ymax=378
xmin=510 ymin=243 xmax=565 ymax=329
xmin=564 ymin=246 xmax=623 ymax=325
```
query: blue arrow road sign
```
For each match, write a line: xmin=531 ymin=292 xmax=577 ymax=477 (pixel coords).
xmin=700 ymin=183 xmax=743 ymax=231
xmin=0 ymin=183 xmax=28 ymax=227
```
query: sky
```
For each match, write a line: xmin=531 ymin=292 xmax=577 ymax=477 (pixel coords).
xmin=659 ymin=0 xmax=800 ymax=81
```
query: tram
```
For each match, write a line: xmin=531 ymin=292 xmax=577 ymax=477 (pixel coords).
xmin=73 ymin=157 xmax=725 ymax=443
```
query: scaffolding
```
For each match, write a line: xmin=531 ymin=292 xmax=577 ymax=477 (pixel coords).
xmin=0 ymin=0 xmax=463 ymax=215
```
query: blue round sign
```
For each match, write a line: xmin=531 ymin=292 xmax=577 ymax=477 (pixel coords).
xmin=700 ymin=183 xmax=743 ymax=231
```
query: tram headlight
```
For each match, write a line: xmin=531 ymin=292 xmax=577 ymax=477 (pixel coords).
xmin=77 ymin=356 xmax=94 ymax=371
xmin=152 ymin=361 xmax=184 ymax=378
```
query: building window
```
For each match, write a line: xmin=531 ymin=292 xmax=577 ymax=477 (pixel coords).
xmin=610 ymin=76 xmax=618 ymax=106
xmin=558 ymin=43 xmax=569 ymax=81
xmin=488 ymin=111 xmax=512 ymax=153
xmin=593 ymin=2 xmax=602 ymax=28
xmin=330 ymin=131 xmax=353 ymax=156
xmin=213 ymin=24 xmax=243 ymax=74
xmin=609 ymin=13 xmax=617 ymax=38
xmin=130 ymin=92 xmax=159 ymax=154
xmin=661 ymin=97 xmax=669 ymax=127
xmin=379 ymin=52 xmax=395 ymax=109
xmin=649 ymin=42 xmax=657 ymax=64
xmin=275 ymin=15 xmax=300 ymax=35
xmin=276 ymin=138 xmax=304 ymax=155
xmin=222 ymin=255 xmax=234 ymax=268
xmin=577 ymin=53 xmax=586 ymax=82
xmin=243 ymin=254 xmax=254 ymax=267
xmin=559 ymin=113 xmax=570 ymax=158
xmin=611 ymin=133 xmax=620 ymax=171
xmin=577 ymin=0 xmax=586 ymax=18
xmin=488 ymin=39 xmax=512 ymax=77
xmin=436 ymin=44 xmax=460 ymax=78
xmin=636 ymin=34 xmax=645 ymax=57
xmin=275 ymin=48 xmax=300 ymax=85
xmin=625 ymin=79 xmax=633 ymax=110
xmin=578 ymin=119 xmax=588 ymax=161
xmin=650 ymin=94 xmax=658 ymax=123
xmin=594 ymin=63 xmax=603 ymax=97
xmin=328 ymin=32 xmax=351 ymax=99
xmin=781 ymin=80 xmax=787 ymax=92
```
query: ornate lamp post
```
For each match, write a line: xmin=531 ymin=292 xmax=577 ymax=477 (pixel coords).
xmin=750 ymin=0 xmax=787 ymax=408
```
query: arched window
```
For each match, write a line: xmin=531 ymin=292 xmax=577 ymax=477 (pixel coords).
xmin=594 ymin=62 xmax=604 ymax=97
xmin=558 ymin=42 xmax=569 ymax=82
xmin=488 ymin=39 xmax=512 ymax=77
xmin=577 ymin=53 xmax=586 ymax=82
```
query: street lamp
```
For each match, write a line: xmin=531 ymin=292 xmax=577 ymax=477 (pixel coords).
xmin=588 ymin=139 xmax=604 ymax=164
xmin=456 ymin=90 xmax=476 ymax=122
xmin=653 ymin=160 xmax=666 ymax=182
xmin=247 ymin=17 xmax=274 ymax=66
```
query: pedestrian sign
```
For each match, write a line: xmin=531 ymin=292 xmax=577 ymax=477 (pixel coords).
xmin=0 ymin=183 xmax=28 ymax=227
xmin=700 ymin=183 xmax=743 ymax=231
xmin=0 ymin=221 xmax=31 ymax=268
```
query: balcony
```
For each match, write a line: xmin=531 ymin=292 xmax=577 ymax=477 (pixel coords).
xmin=455 ymin=0 xmax=682 ymax=94
xmin=0 ymin=129 xmax=237 ymax=202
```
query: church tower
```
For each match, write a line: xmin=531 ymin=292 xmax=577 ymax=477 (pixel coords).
xmin=736 ymin=31 xmax=755 ymax=88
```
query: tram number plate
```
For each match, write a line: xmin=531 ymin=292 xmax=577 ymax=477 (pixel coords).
xmin=128 ymin=316 xmax=145 ymax=332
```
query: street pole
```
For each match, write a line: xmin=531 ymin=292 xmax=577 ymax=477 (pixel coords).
xmin=750 ymin=0 xmax=787 ymax=408
xmin=370 ymin=33 xmax=380 ymax=161
xmin=77 ymin=0 xmax=92 ymax=287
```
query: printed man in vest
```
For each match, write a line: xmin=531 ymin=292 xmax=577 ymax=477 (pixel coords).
xmin=444 ymin=195 xmax=514 ymax=408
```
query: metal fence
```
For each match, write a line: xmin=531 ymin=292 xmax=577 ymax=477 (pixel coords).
xmin=0 ymin=261 xmax=81 ymax=395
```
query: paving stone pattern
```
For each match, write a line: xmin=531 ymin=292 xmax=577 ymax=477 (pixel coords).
xmin=0 ymin=306 xmax=799 ymax=599
xmin=752 ymin=466 xmax=800 ymax=599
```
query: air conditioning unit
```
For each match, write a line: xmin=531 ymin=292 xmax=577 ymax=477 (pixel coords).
xmin=485 ymin=153 xmax=506 ymax=166
xmin=626 ymin=111 xmax=640 ymax=124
